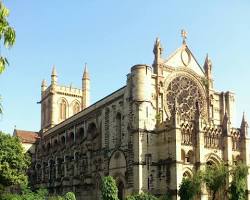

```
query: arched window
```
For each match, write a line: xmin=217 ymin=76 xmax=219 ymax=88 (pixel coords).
xmin=69 ymin=132 xmax=74 ymax=143
xmin=61 ymin=136 xmax=66 ymax=145
xmin=73 ymin=101 xmax=80 ymax=115
xmin=116 ymin=113 xmax=122 ymax=147
xmin=78 ymin=127 xmax=85 ymax=140
xmin=186 ymin=150 xmax=194 ymax=164
xmin=60 ymin=99 xmax=67 ymax=120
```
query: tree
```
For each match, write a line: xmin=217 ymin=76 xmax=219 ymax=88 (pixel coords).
xmin=0 ymin=131 xmax=30 ymax=188
xmin=178 ymin=172 xmax=202 ymax=200
xmin=203 ymin=163 xmax=229 ymax=200
xmin=0 ymin=1 xmax=15 ymax=74
xmin=125 ymin=193 xmax=158 ymax=200
xmin=64 ymin=192 xmax=76 ymax=200
xmin=100 ymin=176 xmax=119 ymax=200
xmin=229 ymin=163 xmax=248 ymax=200
xmin=0 ymin=1 xmax=16 ymax=114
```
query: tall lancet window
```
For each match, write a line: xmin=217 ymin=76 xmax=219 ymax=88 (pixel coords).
xmin=73 ymin=101 xmax=80 ymax=115
xmin=116 ymin=113 xmax=122 ymax=147
xmin=60 ymin=99 xmax=67 ymax=120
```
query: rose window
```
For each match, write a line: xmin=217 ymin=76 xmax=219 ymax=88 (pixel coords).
xmin=165 ymin=75 xmax=205 ymax=120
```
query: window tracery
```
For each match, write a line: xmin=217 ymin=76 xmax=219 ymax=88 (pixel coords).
xmin=73 ymin=101 xmax=80 ymax=115
xmin=165 ymin=75 xmax=205 ymax=121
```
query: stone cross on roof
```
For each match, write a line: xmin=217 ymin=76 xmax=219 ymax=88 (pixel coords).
xmin=181 ymin=29 xmax=187 ymax=44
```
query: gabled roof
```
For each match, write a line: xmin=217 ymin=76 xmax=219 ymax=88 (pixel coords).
xmin=13 ymin=129 xmax=39 ymax=144
xmin=164 ymin=44 xmax=205 ymax=77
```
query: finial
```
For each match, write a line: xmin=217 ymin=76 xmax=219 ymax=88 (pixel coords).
xmin=181 ymin=29 xmax=187 ymax=44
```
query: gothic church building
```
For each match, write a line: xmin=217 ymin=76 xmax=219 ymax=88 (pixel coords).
xmin=31 ymin=33 xmax=250 ymax=200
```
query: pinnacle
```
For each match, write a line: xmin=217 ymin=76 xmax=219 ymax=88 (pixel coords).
xmin=52 ymin=65 xmax=57 ymax=76
xmin=41 ymin=79 xmax=47 ymax=86
xmin=83 ymin=63 xmax=90 ymax=79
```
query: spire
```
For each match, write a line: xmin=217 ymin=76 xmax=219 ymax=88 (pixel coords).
xmin=241 ymin=112 xmax=248 ymax=128
xmin=51 ymin=65 xmax=57 ymax=85
xmin=241 ymin=112 xmax=248 ymax=137
xmin=203 ymin=54 xmax=213 ymax=88
xmin=204 ymin=54 xmax=212 ymax=74
xmin=153 ymin=37 xmax=163 ymax=57
xmin=82 ymin=63 xmax=90 ymax=80
xmin=82 ymin=63 xmax=90 ymax=109
xmin=153 ymin=37 xmax=164 ymax=74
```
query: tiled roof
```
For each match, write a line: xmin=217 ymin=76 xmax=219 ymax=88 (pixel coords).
xmin=13 ymin=129 xmax=39 ymax=144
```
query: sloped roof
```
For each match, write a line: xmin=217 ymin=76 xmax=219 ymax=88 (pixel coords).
xmin=13 ymin=129 xmax=39 ymax=144
xmin=164 ymin=44 xmax=205 ymax=76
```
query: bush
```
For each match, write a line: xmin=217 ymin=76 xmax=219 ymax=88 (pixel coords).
xmin=48 ymin=195 xmax=64 ymax=200
xmin=159 ymin=193 xmax=172 ymax=200
xmin=126 ymin=192 xmax=158 ymax=200
xmin=101 ymin=176 xmax=119 ymax=200
xmin=64 ymin=192 xmax=76 ymax=200
xmin=0 ymin=187 xmax=49 ymax=200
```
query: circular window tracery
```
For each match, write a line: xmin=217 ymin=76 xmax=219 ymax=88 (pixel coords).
xmin=165 ymin=75 xmax=206 ymax=121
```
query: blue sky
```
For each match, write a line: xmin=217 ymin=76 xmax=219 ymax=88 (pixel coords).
xmin=0 ymin=1 xmax=250 ymax=134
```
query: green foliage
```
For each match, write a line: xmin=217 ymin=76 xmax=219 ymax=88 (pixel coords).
xmin=1 ymin=187 xmax=49 ymax=200
xmin=0 ymin=1 xmax=16 ymax=74
xmin=203 ymin=163 xmax=229 ymax=200
xmin=229 ymin=163 xmax=248 ymax=200
xmin=159 ymin=193 xmax=171 ymax=200
xmin=178 ymin=171 xmax=202 ymax=200
xmin=64 ymin=192 xmax=76 ymax=200
xmin=101 ymin=176 xmax=119 ymax=200
xmin=126 ymin=193 xmax=158 ymax=200
xmin=0 ymin=131 xmax=31 ymax=188
xmin=0 ymin=95 xmax=2 ymax=114
xmin=48 ymin=196 xmax=64 ymax=200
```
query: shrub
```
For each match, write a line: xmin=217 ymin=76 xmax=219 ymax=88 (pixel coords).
xmin=101 ymin=176 xmax=118 ymax=200
xmin=64 ymin=192 xmax=76 ymax=200
xmin=126 ymin=192 xmax=158 ymax=200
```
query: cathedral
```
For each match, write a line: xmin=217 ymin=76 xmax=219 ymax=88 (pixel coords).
xmin=29 ymin=32 xmax=250 ymax=200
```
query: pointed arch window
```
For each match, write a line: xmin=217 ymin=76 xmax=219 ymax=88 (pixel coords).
xmin=60 ymin=99 xmax=67 ymax=120
xmin=73 ymin=101 xmax=80 ymax=115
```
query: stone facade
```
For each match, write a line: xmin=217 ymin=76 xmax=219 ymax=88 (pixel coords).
xmin=31 ymin=34 xmax=250 ymax=200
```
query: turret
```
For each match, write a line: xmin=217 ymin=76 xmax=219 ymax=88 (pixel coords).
xmin=241 ymin=112 xmax=248 ymax=137
xmin=153 ymin=37 xmax=163 ymax=74
xmin=82 ymin=63 xmax=90 ymax=109
xmin=51 ymin=65 xmax=57 ymax=85
xmin=41 ymin=79 xmax=47 ymax=93
xmin=131 ymin=64 xmax=152 ymax=102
